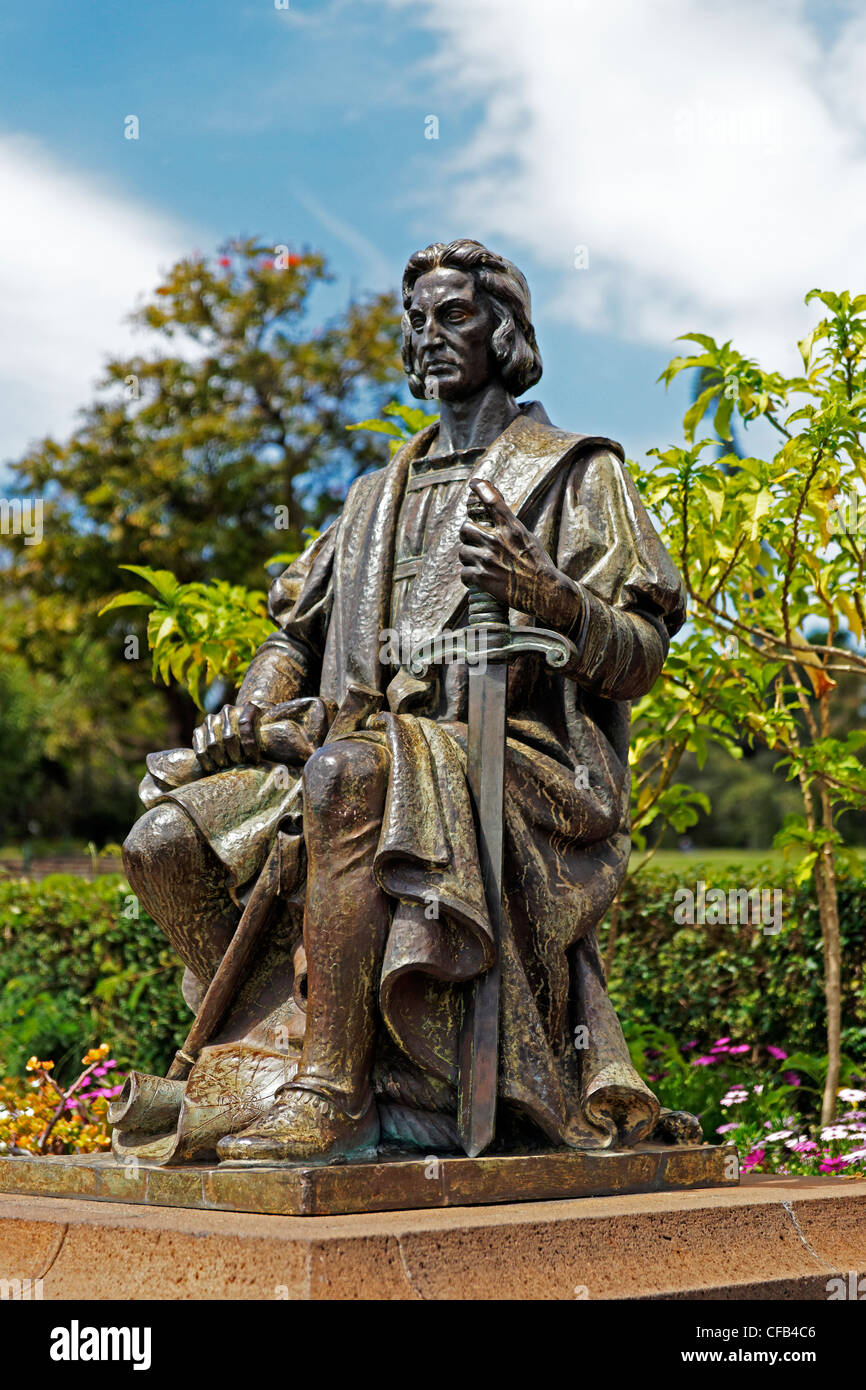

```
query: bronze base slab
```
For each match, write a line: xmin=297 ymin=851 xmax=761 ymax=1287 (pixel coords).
xmin=0 ymin=1143 xmax=737 ymax=1217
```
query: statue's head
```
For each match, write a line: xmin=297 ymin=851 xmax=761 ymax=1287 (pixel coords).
xmin=401 ymin=239 xmax=542 ymax=402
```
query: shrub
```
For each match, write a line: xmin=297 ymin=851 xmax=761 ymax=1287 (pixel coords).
xmin=607 ymin=863 xmax=866 ymax=1058
xmin=0 ymin=873 xmax=186 ymax=1082
xmin=0 ymin=860 xmax=864 ymax=1104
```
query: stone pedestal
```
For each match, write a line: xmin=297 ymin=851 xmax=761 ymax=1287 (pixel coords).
xmin=0 ymin=1171 xmax=864 ymax=1300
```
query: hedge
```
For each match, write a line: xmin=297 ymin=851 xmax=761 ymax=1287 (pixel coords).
xmin=607 ymin=863 xmax=866 ymax=1057
xmin=0 ymin=863 xmax=864 ymax=1082
xmin=0 ymin=874 xmax=186 ymax=1081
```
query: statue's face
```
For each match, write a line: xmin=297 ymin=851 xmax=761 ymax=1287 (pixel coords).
xmin=406 ymin=267 xmax=497 ymax=401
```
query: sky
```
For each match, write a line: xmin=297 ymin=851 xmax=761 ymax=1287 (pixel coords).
xmin=0 ymin=0 xmax=863 ymax=474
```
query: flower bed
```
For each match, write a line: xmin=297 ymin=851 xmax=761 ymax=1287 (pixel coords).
xmin=0 ymin=1045 xmax=123 ymax=1156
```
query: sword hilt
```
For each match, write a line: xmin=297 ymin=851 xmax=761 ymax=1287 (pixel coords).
xmin=465 ymin=492 xmax=509 ymax=637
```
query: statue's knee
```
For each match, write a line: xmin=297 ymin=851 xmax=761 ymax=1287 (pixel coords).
xmin=303 ymin=740 xmax=386 ymax=815
xmin=122 ymin=803 xmax=195 ymax=891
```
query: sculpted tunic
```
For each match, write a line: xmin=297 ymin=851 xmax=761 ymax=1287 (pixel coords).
xmin=123 ymin=402 xmax=688 ymax=1160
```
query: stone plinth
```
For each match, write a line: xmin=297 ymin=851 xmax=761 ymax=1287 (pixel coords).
xmin=0 ymin=1144 xmax=734 ymax=1218
xmin=0 ymin=1175 xmax=864 ymax=1300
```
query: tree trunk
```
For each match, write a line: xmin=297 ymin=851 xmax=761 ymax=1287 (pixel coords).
xmin=816 ymin=783 xmax=843 ymax=1126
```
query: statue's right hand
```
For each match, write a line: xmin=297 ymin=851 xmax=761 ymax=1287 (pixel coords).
xmin=192 ymin=702 xmax=263 ymax=773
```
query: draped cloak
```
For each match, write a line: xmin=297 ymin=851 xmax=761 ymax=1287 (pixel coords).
xmin=111 ymin=402 xmax=692 ymax=1164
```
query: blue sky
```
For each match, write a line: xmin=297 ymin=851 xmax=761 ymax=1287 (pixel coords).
xmin=0 ymin=0 xmax=862 ymax=475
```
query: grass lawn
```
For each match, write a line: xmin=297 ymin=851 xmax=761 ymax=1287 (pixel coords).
xmin=631 ymin=846 xmax=866 ymax=875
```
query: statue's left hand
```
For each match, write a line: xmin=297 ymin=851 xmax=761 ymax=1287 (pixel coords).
xmin=192 ymin=702 xmax=317 ymax=774
xmin=458 ymin=480 xmax=583 ymax=631
xmin=192 ymin=702 xmax=264 ymax=773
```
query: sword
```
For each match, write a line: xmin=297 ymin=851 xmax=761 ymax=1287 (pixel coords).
xmin=409 ymin=488 xmax=581 ymax=1158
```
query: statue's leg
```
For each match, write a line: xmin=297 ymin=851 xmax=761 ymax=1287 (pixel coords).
xmin=217 ymin=738 xmax=390 ymax=1164
xmin=123 ymin=803 xmax=240 ymax=986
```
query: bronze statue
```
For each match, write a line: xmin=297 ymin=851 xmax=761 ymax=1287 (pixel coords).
xmin=115 ymin=239 xmax=699 ymax=1171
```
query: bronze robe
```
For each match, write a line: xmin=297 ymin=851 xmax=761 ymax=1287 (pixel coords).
xmin=112 ymin=402 xmax=688 ymax=1162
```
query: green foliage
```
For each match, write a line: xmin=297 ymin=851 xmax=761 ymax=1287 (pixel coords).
xmin=635 ymin=288 xmax=866 ymax=848
xmin=607 ymin=863 xmax=866 ymax=1058
xmin=111 ymin=397 xmax=439 ymax=708
xmin=0 ymin=858 xmax=861 ymax=1086
xmin=0 ymin=874 xmax=187 ymax=1083
xmin=100 ymin=565 xmax=274 ymax=709
xmin=632 ymin=287 xmax=866 ymax=1116
xmin=622 ymin=1020 xmax=866 ymax=1175
xmin=0 ymin=240 xmax=404 ymax=841
xmin=10 ymin=239 xmax=403 ymax=602
xmin=347 ymin=400 xmax=438 ymax=456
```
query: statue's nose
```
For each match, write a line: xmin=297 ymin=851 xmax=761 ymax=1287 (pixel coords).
xmin=418 ymin=318 xmax=445 ymax=357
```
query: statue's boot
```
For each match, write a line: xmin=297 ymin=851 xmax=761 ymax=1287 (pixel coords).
xmin=216 ymin=1081 xmax=379 ymax=1165
xmin=218 ymin=738 xmax=390 ymax=1166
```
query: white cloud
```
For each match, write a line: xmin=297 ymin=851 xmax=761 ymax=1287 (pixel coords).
xmin=0 ymin=136 xmax=196 ymax=466
xmin=395 ymin=0 xmax=866 ymax=370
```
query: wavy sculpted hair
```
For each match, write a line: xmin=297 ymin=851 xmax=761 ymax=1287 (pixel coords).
xmin=401 ymin=239 xmax=543 ymax=400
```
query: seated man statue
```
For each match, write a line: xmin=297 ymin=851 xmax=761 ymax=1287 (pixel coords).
xmin=120 ymin=238 xmax=695 ymax=1168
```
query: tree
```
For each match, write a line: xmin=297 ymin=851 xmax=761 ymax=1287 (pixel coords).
xmin=1 ymin=240 xmax=404 ymax=822
xmin=634 ymin=289 xmax=866 ymax=1122
xmin=103 ymin=404 xmax=436 ymax=707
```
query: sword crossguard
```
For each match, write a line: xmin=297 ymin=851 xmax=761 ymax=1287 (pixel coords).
xmin=407 ymin=625 xmax=578 ymax=677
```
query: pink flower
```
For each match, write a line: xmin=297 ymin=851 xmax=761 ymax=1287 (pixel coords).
xmin=742 ymin=1148 xmax=766 ymax=1171
xmin=716 ymin=1122 xmax=739 ymax=1134
xmin=693 ymin=1055 xmax=717 ymax=1066
xmin=791 ymin=1140 xmax=818 ymax=1154
xmin=819 ymin=1154 xmax=847 ymax=1173
xmin=683 ymin=1041 xmax=698 ymax=1049
xmin=713 ymin=1037 xmax=731 ymax=1047
xmin=766 ymin=1045 xmax=788 ymax=1060
xmin=727 ymin=1044 xmax=750 ymax=1054
xmin=783 ymin=1072 xmax=801 ymax=1086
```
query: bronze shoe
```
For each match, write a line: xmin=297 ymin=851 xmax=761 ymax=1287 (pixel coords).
xmin=216 ymin=1084 xmax=380 ymax=1166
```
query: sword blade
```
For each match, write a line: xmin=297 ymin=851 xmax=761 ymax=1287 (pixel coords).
xmin=458 ymin=655 xmax=507 ymax=1158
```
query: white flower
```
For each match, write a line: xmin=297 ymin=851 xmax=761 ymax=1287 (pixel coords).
xmin=752 ymin=1084 xmax=764 ymax=1095
xmin=838 ymin=1088 xmax=866 ymax=1103
xmin=842 ymin=1147 xmax=866 ymax=1164
xmin=784 ymin=1136 xmax=806 ymax=1149
xmin=821 ymin=1126 xmax=849 ymax=1141
xmin=721 ymin=1089 xmax=748 ymax=1107
xmin=765 ymin=1130 xmax=793 ymax=1142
